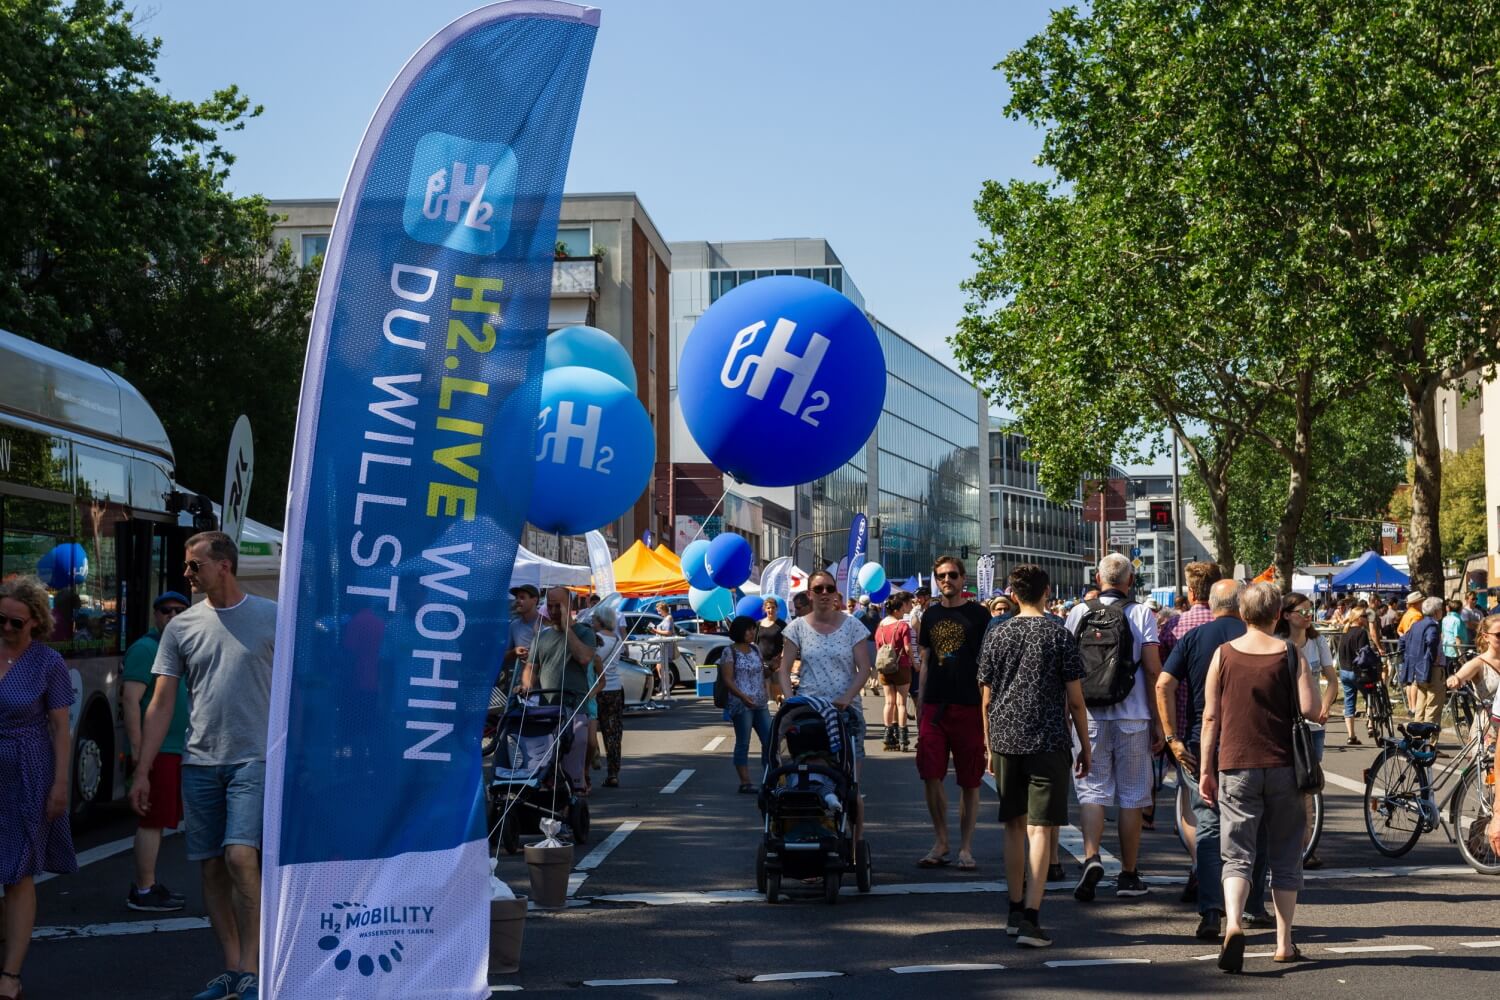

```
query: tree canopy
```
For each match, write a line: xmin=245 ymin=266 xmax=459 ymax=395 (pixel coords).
xmin=0 ymin=0 xmax=315 ymax=526
xmin=959 ymin=0 xmax=1500 ymax=591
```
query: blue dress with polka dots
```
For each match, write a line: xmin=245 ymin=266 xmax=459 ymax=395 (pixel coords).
xmin=0 ymin=642 xmax=78 ymax=884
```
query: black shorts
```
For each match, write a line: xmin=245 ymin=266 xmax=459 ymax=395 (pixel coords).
xmin=992 ymin=748 xmax=1072 ymax=827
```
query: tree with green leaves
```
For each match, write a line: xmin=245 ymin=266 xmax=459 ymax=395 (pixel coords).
xmin=1389 ymin=442 xmax=1490 ymax=566
xmin=0 ymin=0 xmax=316 ymax=526
xmin=960 ymin=0 xmax=1500 ymax=593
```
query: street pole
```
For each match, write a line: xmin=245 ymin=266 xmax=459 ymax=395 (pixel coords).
xmin=1172 ymin=434 xmax=1183 ymax=603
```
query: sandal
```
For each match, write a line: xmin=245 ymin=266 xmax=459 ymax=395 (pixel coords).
xmin=1273 ymin=945 xmax=1312 ymax=963
xmin=956 ymin=853 xmax=977 ymax=871
xmin=1217 ymin=931 xmax=1245 ymax=974
xmin=0 ymin=970 xmax=21 ymax=1000
xmin=917 ymin=852 xmax=951 ymax=868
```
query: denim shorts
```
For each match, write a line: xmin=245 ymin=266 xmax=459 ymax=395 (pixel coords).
xmin=182 ymin=760 xmax=266 ymax=861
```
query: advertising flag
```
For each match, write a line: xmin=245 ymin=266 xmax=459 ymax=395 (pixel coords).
xmin=585 ymin=529 xmax=616 ymax=597
xmin=261 ymin=5 xmax=598 ymax=997
xmin=221 ymin=415 xmax=254 ymax=546
xmin=843 ymin=512 xmax=868 ymax=598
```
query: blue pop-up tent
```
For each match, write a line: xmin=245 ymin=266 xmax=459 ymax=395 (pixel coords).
xmin=1325 ymin=550 xmax=1409 ymax=592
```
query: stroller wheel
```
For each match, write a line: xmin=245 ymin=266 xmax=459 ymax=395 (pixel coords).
xmin=856 ymin=839 xmax=872 ymax=893
xmin=765 ymin=870 xmax=781 ymax=904
xmin=756 ymin=853 xmax=768 ymax=895
xmin=823 ymin=872 xmax=841 ymax=905
xmin=568 ymin=798 xmax=591 ymax=845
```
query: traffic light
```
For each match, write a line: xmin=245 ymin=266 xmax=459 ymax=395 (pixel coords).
xmin=1149 ymin=501 xmax=1172 ymax=531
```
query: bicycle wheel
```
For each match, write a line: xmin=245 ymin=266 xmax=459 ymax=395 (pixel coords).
xmin=1452 ymin=765 xmax=1500 ymax=875
xmin=1449 ymin=692 xmax=1475 ymax=747
xmin=1303 ymin=790 xmax=1324 ymax=863
xmin=1364 ymin=748 xmax=1425 ymax=857
xmin=1369 ymin=687 xmax=1396 ymax=743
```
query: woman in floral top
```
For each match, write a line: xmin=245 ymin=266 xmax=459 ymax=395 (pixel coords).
xmin=780 ymin=570 xmax=874 ymax=842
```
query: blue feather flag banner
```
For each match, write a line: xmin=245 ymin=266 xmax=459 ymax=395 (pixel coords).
xmin=262 ymin=5 xmax=598 ymax=995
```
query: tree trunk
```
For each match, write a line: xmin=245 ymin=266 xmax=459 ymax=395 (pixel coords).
xmin=1273 ymin=376 xmax=1315 ymax=592
xmin=1205 ymin=470 xmax=1235 ymax=576
xmin=1404 ymin=378 xmax=1445 ymax=596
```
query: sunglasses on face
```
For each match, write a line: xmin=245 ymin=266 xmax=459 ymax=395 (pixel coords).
xmin=2 ymin=615 xmax=29 ymax=630
xmin=185 ymin=559 xmax=207 ymax=573
xmin=811 ymin=585 xmax=838 ymax=595
xmin=159 ymin=606 xmax=187 ymax=617
xmin=936 ymin=571 xmax=962 ymax=580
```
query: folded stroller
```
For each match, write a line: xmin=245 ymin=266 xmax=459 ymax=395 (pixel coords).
xmin=755 ymin=696 xmax=871 ymax=903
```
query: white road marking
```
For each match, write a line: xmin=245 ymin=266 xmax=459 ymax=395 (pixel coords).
xmin=488 ymin=986 xmax=524 ymax=992
xmin=576 ymin=821 xmax=642 ymax=872
xmin=891 ymin=963 xmax=1005 ymax=974
xmin=660 ymin=769 xmax=694 ymax=794
xmin=1460 ymin=941 xmax=1500 ymax=948
xmin=751 ymin=971 xmax=843 ymax=982
xmin=1193 ymin=952 xmax=1276 ymax=961
xmin=1321 ymin=770 xmax=1368 ymax=795
xmin=36 ymin=828 xmax=180 ymax=885
xmin=1057 ymin=825 xmax=1120 ymax=873
xmin=702 ymin=735 xmax=726 ymax=752
xmin=584 ymin=979 xmax=678 ymax=987
xmin=33 ymin=916 xmax=209 ymax=940
xmin=1044 ymin=958 xmax=1151 ymax=968
xmin=568 ymin=872 xmax=589 ymax=896
xmin=1326 ymin=944 xmax=1434 ymax=954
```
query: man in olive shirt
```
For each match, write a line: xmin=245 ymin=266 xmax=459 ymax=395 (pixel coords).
xmin=521 ymin=588 xmax=597 ymax=785
xmin=122 ymin=590 xmax=191 ymax=912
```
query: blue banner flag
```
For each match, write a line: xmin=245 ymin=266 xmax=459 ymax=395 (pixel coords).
xmin=262 ymin=5 xmax=598 ymax=996
xmin=843 ymin=512 xmax=868 ymax=599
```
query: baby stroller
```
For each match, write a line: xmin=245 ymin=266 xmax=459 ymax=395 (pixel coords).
xmin=755 ymin=697 xmax=872 ymax=903
xmin=487 ymin=688 xmax=590 ymax=854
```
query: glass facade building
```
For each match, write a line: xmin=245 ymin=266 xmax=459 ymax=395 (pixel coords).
xmin=987 ymin=419 xmax=1093 ymax=599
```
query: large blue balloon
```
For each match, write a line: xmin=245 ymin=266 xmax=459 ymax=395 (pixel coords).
xmin=688 ymin=586 xmax=735 ymax=621
xmin=678 ymin=276 xmax=885 ymax=487
xmin=857 ymin=562 xmax=886 ymax=594
xmin=36 ymin=543 xmax=88 ymax=590
xmin=735 ymin=594 xmax=767 ymax=619
xmin=545 ymin=325 xmax=638 ymax=393
xmin=705 ymin=532 xmax=752 ymax=589
xmin=681 ymin=539 xmax=715 ymax=591
xmin=526 ymin=367 xmax=655 ymax=535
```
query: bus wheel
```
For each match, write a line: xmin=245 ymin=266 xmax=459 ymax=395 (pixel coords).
xmin=72 ymin=706 xmax=113 ymax=818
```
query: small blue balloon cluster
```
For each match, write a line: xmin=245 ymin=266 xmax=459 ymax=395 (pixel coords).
xmin=681 ymin=533 xmax=755 ymax=621
xmin=527 ymin=326 xmax=655 ymax=536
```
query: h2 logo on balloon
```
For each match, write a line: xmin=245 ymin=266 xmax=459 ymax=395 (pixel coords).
xmin=536 ymin=401 xmax=613 ymax=474
xmin=719 ymin=318 xmax=832 ymax=426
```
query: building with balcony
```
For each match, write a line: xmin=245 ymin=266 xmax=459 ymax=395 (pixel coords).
xmin=267 ymin=193 xmax=671 ymax=564
xmin=986 ymin=417 xmax=1094 ymax=599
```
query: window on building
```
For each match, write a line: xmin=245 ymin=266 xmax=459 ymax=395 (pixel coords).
xmin=556 ymin=226 xmax=592 ymax=257
xmin=301 ymin=233 xmax=330 ymax=266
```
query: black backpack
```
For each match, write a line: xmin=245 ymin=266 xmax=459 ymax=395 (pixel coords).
xmin=1071 ymin=598 xmax=1138 ymax=708
xmin=1351 ymin=642 xmax=1383 ymax=687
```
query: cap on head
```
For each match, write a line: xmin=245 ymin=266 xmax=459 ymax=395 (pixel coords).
xmin=153 ymin=591 xmax=190 ymax=610
xmin=509 ymin=584 xmax=540 ymax=600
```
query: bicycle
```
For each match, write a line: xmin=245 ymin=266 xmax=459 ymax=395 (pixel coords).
xmin=1362 ymin=686 xmax=1498 ymax=874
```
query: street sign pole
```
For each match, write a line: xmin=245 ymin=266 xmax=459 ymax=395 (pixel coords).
xmin=1172 ymin=433 xmax=1183 ymax=602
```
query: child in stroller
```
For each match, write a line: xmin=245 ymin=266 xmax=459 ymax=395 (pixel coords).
xmin=486 ymin=689 xmax=590 ymax=855
xmin=755 ymin=697 xmax=872 ymax=903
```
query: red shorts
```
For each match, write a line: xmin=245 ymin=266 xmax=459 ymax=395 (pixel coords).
xmin=915 ymin=703 xmax=986 ymax=788
xmin=140 ymin=752 xmax=184 ymax=830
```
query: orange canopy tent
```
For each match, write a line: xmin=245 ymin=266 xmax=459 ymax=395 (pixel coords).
xmin=609 ymin=541 xmax=688 ymax=596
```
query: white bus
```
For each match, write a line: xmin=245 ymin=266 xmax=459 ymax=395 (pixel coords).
xmin=0 ymin=329 xmax=200 ymax=818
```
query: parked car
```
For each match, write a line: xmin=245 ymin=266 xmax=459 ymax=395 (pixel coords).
xmin=619 ymin=612 xmax=731 ymax=689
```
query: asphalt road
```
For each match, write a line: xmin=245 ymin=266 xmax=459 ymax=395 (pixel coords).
xmin=20 ymin=692 xmax=1500 ymax=998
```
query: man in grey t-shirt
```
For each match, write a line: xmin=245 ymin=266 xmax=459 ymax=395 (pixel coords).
xmin=130 ymin=531 xmax=274 ymax=1000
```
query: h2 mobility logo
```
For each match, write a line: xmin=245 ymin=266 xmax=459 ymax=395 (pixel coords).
xmin=315 ymin=900 xmax=436 ymax=978
xmin=403 ymin=131 xmax=518 ymax=255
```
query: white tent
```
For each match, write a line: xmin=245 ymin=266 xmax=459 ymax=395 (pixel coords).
xmin=508 ymin=546 xmax=591 ymax=591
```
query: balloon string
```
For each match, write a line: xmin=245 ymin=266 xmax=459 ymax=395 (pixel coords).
xmin=686 ymin=488 xmax=730 ymax=547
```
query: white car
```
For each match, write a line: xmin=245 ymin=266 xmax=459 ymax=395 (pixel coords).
xmin=619 ymin=612 xmax=731 ymax=690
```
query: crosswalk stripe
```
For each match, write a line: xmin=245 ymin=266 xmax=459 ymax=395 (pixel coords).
xmin=751 ymin=971 xmax=842 ymax=982
xmin=1327 ymin=944 xmax=1433 ymax=954
xmin=892 ymin=964 xmax=1005 ymax=974
xmin=660 ymin=769 xmax=694 ymax=794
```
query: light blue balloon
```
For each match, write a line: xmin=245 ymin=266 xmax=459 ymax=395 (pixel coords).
xmin=681 ymin=539 xmax=715 ymax=591
xmin=526 ymin=366 xmax=654 ymax=535
xmin=857 ymin=562 xmax=886 ymax=594
xmin=705 ymin=532 xmax=753 ymax=589
xmin=735 ymin=594 xmax=767 ymax=619
xmin=689 ymin=586 xmax=735 ymax=621
xmin=678 ymin=276 xmax=885 ymax=487
xmin=545 ymin=325 xmax=638 ymax=393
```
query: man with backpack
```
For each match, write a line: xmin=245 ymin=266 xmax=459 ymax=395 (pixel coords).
xmin=1062 ymin=553 xmax=1165 ymax=900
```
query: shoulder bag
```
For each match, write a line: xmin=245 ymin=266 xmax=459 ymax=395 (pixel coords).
xmin=1284 ymin=640 xmax=1325 ymax=793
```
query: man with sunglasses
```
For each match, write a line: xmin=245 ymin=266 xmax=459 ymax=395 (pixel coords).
xmin=121 ymin=590 xmax=192 ymax=914
xmin=130 ymin=532 xmax=276 ymax=1000
xmin=915 ymin=556 xmax=991 ymax=871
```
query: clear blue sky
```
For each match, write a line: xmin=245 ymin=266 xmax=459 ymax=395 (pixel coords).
xmin=142 ymin=0 xmax=1055 ymax=371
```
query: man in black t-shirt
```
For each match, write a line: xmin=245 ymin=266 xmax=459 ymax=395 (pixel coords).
xmin=915 ymin=556 xmax=992 ymax=871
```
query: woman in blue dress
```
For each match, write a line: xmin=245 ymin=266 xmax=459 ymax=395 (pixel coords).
xmin=1 ymin=575 xmax=78 ymax=1000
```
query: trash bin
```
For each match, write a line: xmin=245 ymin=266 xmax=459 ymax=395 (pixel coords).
xmin=696 ymin=662 xmax=718 ymax=698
